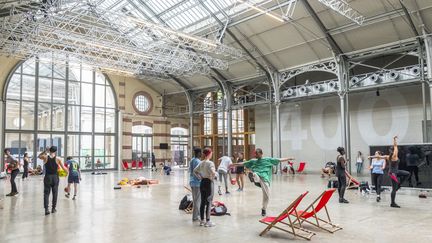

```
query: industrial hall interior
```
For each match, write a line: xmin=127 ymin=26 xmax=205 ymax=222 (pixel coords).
xmin=1 ymin=0 xmax=432 ymax=242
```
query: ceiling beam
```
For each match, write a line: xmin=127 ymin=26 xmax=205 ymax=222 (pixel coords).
xmin=399 ymin=0 xmax=420 ymax=37
xmin=198 ymin=0 xmax=274 ymax=76
xmin=302 ymin=0 xmax=343 ymax=55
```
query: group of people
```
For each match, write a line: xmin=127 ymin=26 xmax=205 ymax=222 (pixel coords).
xmin=3 ymin=146 xmax=82 ymax=215
xmin=335 ymin=136 xmax=410 ymax=208
xmin=189 ymin=147 xmax=293 ymax=227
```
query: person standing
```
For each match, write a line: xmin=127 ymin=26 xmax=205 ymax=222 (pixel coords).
xmin=369 ymin=151 xmax=386 ymax=202
xmin=151 ymin=153 xmax=156 ymax=171
xmin=356 ymin=151 xmax=364 ymax=175
xmin=232 ymin=148 xmax=293 ymax=216
xmin=406 ymin=147 xmax=421 ymax=187
xmin=235 ymin=152 xmax=245 ymax=192
xmin=65 ymin=156 xmax=81 ymax=200
xmin=22 ymin=153 xmax=30 ymax=180
xmin=189 ymin=148 xmax=202 ymax=222
xmin=388 ymin=136 xmax=409 ymax=208
xmin=4 ymin=149 xmax=19 ymax=196
xmin=336 ymin=147 xmax=349 ymax=203
xmin=217 ymin=155 xmax=233 ymax=195
xmin=193 ymin=148 xmax=217 ymax=227
xmin=38 ymin=146 xmax=68 ymax=215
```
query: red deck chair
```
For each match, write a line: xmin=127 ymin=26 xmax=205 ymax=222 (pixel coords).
xmin=259 ymin=192 xmax=315 ymax=240
xmin=131 ymin=160 xmax=137 ymax=169
xmin=138 ymin=161 xmax=144 ymax=169
xmin=121 ymin=161 xmax=130 ymax=170
xmin=345 ymin=171 xmax=360 ymax=189
xmin=297 ymin=162 xmax=306 ymax=173
xmin=290 ymin=189 xmax=342 ymax=233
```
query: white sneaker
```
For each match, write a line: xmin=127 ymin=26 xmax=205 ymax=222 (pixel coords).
xmin=204 ymin=221 xmax=216 ymax=227
xmin=199 ymin=221 xmax=205 ymax=226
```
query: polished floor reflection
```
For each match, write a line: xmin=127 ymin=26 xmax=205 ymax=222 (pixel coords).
xmin=1 ymin=170 xmax=431 ymax=243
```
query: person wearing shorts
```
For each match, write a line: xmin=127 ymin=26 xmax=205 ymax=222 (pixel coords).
xmin=65 ymin=156 xmax=81 ymax=200
xmin=235 ymin=153 xmax=245 ymax=191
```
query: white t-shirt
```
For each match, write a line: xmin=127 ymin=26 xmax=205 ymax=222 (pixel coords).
xmin=218 ymin=156 xmax=232 ymax=173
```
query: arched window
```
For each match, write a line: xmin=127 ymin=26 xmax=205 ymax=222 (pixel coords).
xmin=132 ymin=125 xmax=153 ymax=134
xmin=3 ymin=58 xmax=118 ymax=170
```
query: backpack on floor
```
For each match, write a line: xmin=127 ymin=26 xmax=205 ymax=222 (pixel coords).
xmin=359 ymin=181 xmax=370 ymax=193
xmin=327 ymin=180 xmax=339 ymax=189
xmin=211 ymin=201 xmax=230 ymax=216
xmin=179 ymin=194 xmax=193 ymax=210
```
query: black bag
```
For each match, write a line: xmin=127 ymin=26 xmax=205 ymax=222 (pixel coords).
xmin=327 ymin=180 xmax=339 ymax=189
xmin=179 ymin=194 xmax=192 ymax=210
xmin=359 ymin=181 xmax=370 ymax=192
xmin=211 ymin=201 xmax=230 ymax=216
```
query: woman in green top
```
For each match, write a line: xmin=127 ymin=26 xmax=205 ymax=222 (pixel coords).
xmin=232 ymin=148 xmax=293 ymax=216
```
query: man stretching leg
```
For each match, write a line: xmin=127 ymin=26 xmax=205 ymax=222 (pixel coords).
xmin=232 ymin=148 xmax=293 ymax=216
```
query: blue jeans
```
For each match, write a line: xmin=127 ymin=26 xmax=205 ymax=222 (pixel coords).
xmin=356 ymin=163 xmax=363 ymax=174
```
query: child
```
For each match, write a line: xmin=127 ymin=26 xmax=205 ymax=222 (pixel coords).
xmin=65 ymin=156 xmax=81 ymax=200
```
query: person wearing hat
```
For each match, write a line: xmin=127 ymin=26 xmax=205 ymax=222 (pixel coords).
xmin=38 ymin=146 xmax=68 ymax=215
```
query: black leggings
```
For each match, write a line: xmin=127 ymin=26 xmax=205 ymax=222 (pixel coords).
xmin=44 ymin=174 xmax=59 ymax=209
xmin=200 ymin=178 xmax=214 ymax=221
xmin=10 ymin=169 xmax=19 ymax=193
xmin=22 ymin=166 xmax=29 ymax=179
xmin=407 ymin=166 xmax=419 ymax=185
xmin=372 ymin=173 xmax=383 ymax=196
xmin=390 ymin=170 xmax=409 ymax=204
xmin=337 ymin=174 xmax=347 ymax=200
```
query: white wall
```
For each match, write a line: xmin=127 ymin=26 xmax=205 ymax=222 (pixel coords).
xmin=255 ymin=85 xmax=425 ymax=172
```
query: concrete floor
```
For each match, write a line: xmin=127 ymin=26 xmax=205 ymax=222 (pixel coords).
xmin=1 ymin=169 xmax=431 ymax=243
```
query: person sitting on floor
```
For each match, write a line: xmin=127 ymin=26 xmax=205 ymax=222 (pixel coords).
xmin=321 ymin=161 xmax=336 ymax=178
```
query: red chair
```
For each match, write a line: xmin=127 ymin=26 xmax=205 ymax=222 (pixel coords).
xmin=259 ymin=191 xmax=315 ymax=240
xmin=297 ymin=162 xmax=306 ymax=173
xmin=290 ymin=189 xmax=342 ymax=233
xmin=121 ymin=161 xmax=130 ymax=170
xmin=131 ymin=160 xmax=137 ymax=169
xmin=138 ymin=161 xmax=144 ymax=169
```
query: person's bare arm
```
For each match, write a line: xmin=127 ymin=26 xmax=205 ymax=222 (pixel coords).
xmin=392 ymin=136 xmax=399 ymax=161
xmin=57 ymin=158 xmax=68 ymax=174
xmin=382 ymin=160 xmax=386 ymax=170
xmin=279 ymin=157 xmax=295 ymax=162
xmin=38 ymin=151 xmax=48 ymax=163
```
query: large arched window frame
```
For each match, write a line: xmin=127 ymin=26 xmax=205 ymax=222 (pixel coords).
xmin=2 ymin=58 xmax=119 ymax=170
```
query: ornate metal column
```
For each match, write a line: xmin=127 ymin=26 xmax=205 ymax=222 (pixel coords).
xmin=337 ymin=56 xmax=351 ymax=173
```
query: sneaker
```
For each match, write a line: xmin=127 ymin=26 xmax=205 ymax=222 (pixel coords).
xmin=51 ymin=208 xmax=57 ymax=213
xmin=6 ymin=193 xmax=14 ymax=197
xmin=376 ymin=196 xmax=381 ymax=202
xmin=339 ymin=198 xmax=349 ymax=203
xmin=218 ymin=190 xmax=222 ymax=196
xmin=204 ymin=221 xmax=216 ymax=227
xmin=261 ymin=209 xmax=266 ymax=216
xmin=199 ymin=221 xmax=205 ymax=226
xmin=72 ymin=195 xmax=76 ymax=200
xmin=390 ymin=203 xmax=401 ymax=208
xmin=65 ymin=193 xmax=70 ymax=198
xmin=226 ymin=191 xmax=230 ymax=194
xmin=236 ymin=188 xmax=242 ymax=192
xmin=45 ymin=210 xmax=50 ymax=216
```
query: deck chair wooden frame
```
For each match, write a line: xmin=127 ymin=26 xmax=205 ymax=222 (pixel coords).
xmin=259 ymin=192 xmax=315 ymax=240
xmin=345 ymin=171 xmax=360 ymax=189
xmin=291 ymin=189 xmax=342 ymax=233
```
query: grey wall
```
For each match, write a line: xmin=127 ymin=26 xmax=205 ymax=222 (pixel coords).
xmin=255 ymin=84 xmax=425 ymax=172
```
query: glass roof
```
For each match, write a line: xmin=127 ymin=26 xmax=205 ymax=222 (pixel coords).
xmin=97 ymin=0 xmax=270 ymax=35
